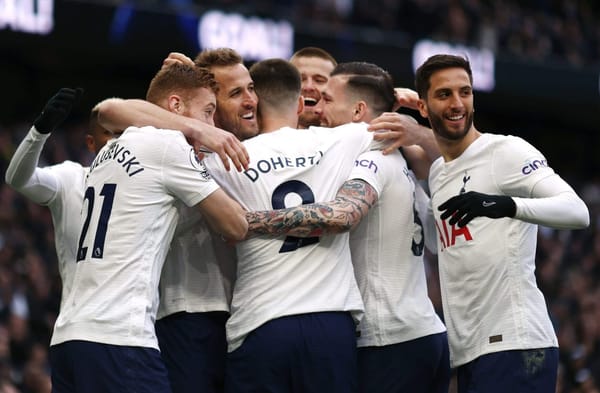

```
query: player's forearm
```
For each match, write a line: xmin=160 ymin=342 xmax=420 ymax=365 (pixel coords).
xmin=415 ymin=125 xmax=441 ymax=162
xmin=217 ymin=208 xmax=249 ymax=241
xmin=246 ymin=180 xmax=377 ymax=238
xmin=5 ymin=127 xmax=59 ymax=203
xmin=95 ymin=97 xmax=221 ymax=148
xmin=513 ymin=174 xmax=589 ymax=229
xmin=402 ymin=146 xmax=431 ymax=180
xmin=514 ymin=191 xmax=590 ymax=229
xmin=6 ymin=127 xmax=48 ymax=188
xmin=246 ymin=200 xmax=359 ymax=238
xmin=96 ymin=98 xmax=197 ymax=135
xmin=199 ymin=189 xmax=248 ymax=241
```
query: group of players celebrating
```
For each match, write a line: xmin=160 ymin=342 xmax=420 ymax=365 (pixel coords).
xmin=6 ymin=46 xmax=589 ymax=393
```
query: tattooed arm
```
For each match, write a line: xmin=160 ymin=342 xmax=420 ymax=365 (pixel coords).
xmin=245 ymin=179 xmax=378 ymax=238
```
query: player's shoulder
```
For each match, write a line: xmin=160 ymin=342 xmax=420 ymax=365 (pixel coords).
xmin=56 ymin=160 xmax=85 ymax=169
xmin=483 ymin=132 xmax=532 ymax=149
xmin=118 ymin=126 xmax=190 ymax=157
xmin=483 ymin=132 xmax=540 ymax=157
xmin=359 ymin=147 xmax=404 ymax=165
xmin=332 ymin=122 xmax=369 ymax=136
xmin=51 ymin=160 xmax=87 ymax=175
xmin=481 ymin=133 xmax=550 ymax=177
xmin=308 ymin=122 xmax=371 ymax=145
xmin=121 ymin=126 xmax=185 ymax=141
xmin=308 ymin=122 xmax=368 ymax=134
xmin=241 ymin=126 xmax=301 ymax=149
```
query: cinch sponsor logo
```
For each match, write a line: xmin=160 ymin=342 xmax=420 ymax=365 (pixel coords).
xmin=354 ymin=159 xmax=378 ymax=173
xmin=521 ymin=159 xmax=548 ymax=175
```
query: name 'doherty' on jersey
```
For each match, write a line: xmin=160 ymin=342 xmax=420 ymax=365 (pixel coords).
xmin=89 ymin=142 xmax=145 ymax=177
xmin=243 ymin=151 xmax=324 ymax=182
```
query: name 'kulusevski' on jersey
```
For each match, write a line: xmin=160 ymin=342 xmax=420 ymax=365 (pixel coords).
xmin=88 ymin=140 xmax=145 ymax=177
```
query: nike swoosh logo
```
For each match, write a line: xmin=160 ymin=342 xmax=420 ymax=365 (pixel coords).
xmin=482 ymin=201 xmax=496 ymax=207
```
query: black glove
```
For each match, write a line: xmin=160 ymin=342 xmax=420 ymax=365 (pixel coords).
xmin=33 ymin=87 xmax=83 ymax=134
xmin=438 ymin=191 xmax=516 ymax=227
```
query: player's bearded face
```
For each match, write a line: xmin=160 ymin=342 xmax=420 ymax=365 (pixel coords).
xmin=214 ymin=104 xmax=258 ymax=141
xmin=299 ymin=109 xmax=321 ymax=128
xmin=212 ymin=64 xmax=259 ymax=141
xmin=427 ymin=105 xmax=474 ymax=141
xmin=422 ymin=68 xmax=474 ymax=141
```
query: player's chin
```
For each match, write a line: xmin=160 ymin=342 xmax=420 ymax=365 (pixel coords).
xmin=240 ymin=122 xmax=259 ymax=137
xmin=301 ymin=113 xmax=322 ymax=126
xmin=241 ymin=118 xmax=258 ymax=129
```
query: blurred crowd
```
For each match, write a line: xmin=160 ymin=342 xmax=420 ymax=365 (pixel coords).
xmin=0 ymin=121 xmax=94 ymax=393
xmin=0 ymin=110 xmax=599 ymax=393
xmin=198 ymin=0 xmax=600 ymax=67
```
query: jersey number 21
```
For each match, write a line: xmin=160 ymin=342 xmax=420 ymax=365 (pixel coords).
xmin=76 ymin=184 xmax=116 ymax=261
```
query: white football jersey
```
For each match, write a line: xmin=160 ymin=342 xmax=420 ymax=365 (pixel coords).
xmin=429 ymin=133 xmax=558 ymax=367
xmin=349 ymin=150 xmax=446 ymax=348
xmin=157 ymin=204 xmax=236 ymax=319
xmin=42 ymin=161 xmax=89 ymax=347
xmin=204 ymin=123 xmax=378 ymax=352
xmin=52 ymin=126 xmax=220 ymax=349
xmin=42 ymin=161 xmax=88 ymax=309
xmin=5 ymin=128 xmax=87 ymax=336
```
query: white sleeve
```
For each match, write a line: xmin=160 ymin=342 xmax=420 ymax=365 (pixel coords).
xmin=161 ymin=134 xmax=220 ymax=207
xmin=5 ymin=127 xmax=60 ymax=204
xmin=513 ymin=174 xmax=590 ymax=229
xmin=413 ymin=178 xmax=437 ymax=254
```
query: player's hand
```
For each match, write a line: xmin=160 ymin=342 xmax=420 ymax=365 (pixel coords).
xmin=161 ymin=52 xmax=194 ymax=70
xmin=368 ymin=112 xmax=422 ymax=154
xmin=190 ymin=125 xmax=249 ymax=172
xmin=392 ymin=87 xmax=420 ymax=111
xmin=34 ymin=88 xmax=83 ymax=134
xmin=438 ymin=191 xmax=516 ymax=227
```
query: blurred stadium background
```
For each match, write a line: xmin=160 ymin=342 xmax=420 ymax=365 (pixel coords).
xmin=1 ymin=1 xmax=599 ymax=392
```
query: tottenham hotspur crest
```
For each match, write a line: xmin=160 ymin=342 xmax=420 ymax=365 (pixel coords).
xmin=189 ymin=148 xmax=212 ymax=181
xmin=459 ymin=172 xmax=470 ymax=194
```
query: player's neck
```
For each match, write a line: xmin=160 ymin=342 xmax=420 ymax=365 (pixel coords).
xmin=260 ymin=112 xmax=299 ymax=134
xmin=440 ymin=127 xmax=481 ymax=162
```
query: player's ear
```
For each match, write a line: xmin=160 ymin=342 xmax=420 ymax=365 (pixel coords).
xmin=297 ymin=95 xmax=304 ymax=115
xmin=352 ymin=101 xmax=367 ymax=122
xmin=416 ymin=99 xmax=428 ymax=118
xmin=85 ymin=134 xmax=95 ymax=153
xmin=167 ymin=95 xmax=183 ymax=114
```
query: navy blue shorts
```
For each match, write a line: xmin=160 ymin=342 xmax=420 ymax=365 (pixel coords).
xmin=49 ymin=340 xmax=171 ymax=393
xmin=225 ymin=311 xmax=358 ymax=393
xmin=357 ymin=332 xmax=450 ymax=393
xmin=155 ymin=311 xmax=228 ymax=393
xmin=456 ymin=347 xmax=559 ymax=393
